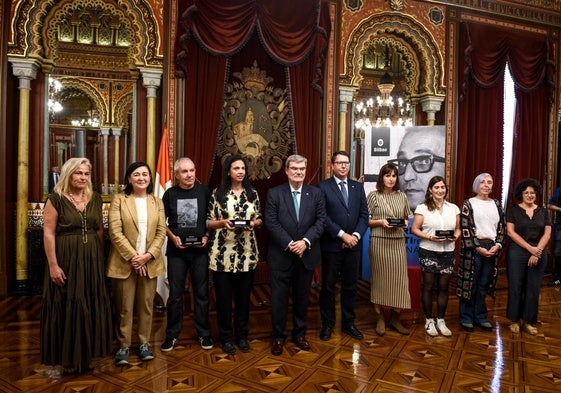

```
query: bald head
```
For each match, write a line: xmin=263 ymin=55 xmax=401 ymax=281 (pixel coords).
xmin=396 ymin=128 xmax=445 ymax=210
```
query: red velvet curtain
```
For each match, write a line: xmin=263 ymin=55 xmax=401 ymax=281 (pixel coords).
xmin=182 ymin=39 xmax=227 ymax=184
xmin=511 ymin=83 xmax=551 ymax=202
xmin=176 ymin=0 xmax=330 ymax=183
xmin=456 ymin=22 xmax=554 ymax=206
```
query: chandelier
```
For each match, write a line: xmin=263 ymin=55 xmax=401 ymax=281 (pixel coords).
xmin=354 ymin=70 xmax=412 ymax=130
xmin=48 ymin=78 xmax=64 ymax=114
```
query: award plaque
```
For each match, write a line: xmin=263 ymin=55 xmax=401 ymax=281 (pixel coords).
xmin=387 ymin=218 xmax=406 ymax=227
xmin=182 ymin=236 xmax=203 ymax=246
xmin=231 ymin=219 xmax=251 ymax=228
xmin=435 ymin=230 xmax=455 ymax=239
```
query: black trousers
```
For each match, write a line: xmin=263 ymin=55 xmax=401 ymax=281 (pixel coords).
xmin=165 ymin=251 xmax=211 ymax=339
xmin=269 ymin=258 xmax=314 ymax=340
xmin=213 ymin=270 xmax=254 ymax=344
xmin=319 ymin=249 xmax=360 ymax=328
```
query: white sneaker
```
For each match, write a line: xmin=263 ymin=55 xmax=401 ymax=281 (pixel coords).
xmin=425 ymin=318 xmax=438 ymax=336
xmin=436 ymin=318 xmax=452 ymax=337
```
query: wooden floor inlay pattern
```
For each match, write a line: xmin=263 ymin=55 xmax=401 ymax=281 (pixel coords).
xmin=1 ymin=274 xmax=561 ymax=392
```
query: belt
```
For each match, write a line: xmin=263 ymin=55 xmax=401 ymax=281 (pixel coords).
xmin=478 ymin=238 xmax=495 ymax=244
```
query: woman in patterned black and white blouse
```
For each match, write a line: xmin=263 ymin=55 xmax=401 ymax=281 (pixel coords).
xmin=207 ymin=154 xmax=262 ymax=355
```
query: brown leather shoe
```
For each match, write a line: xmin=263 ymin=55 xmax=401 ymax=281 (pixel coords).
xmin=375 ymin=317 xmax=386 ymax=336
xmin=292 ymin=336 xmax=310 ymax=351
xmin=271 ymin=338 xmax=284 ymax=356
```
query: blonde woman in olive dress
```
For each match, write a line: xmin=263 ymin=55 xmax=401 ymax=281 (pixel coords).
xmin=367 ymin=163 xmax=411 ymax=336
xmin=41 ymin=157 xmax=112 ymax=375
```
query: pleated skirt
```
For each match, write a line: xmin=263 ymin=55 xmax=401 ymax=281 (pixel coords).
xmin=369 ymin=236 xmax=411 ymax=309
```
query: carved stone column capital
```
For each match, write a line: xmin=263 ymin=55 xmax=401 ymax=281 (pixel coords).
xmin=139 ymin=68 xmax=163 ymax=98
xmin=419 ymin=95 xmax=445 ymax=125
xmin=339 ymin=86 xmax=356 ymax=112
xmin=112 ymin=127 xmax=122 ymax=138
xmin=8 ymin=58 xmax=40 ymax=90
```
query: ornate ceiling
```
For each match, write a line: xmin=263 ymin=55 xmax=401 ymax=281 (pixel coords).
xmin=7 ymin=0 xmax=164 ymax=128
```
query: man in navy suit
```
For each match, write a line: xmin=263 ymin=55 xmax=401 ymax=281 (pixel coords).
xmin=265 ymin=154 xmax=326 ymax=356
xmin=48 ymin=165 xmax=60 ymax=193
xmin=317 ymin=151 xmax=369 ymax=341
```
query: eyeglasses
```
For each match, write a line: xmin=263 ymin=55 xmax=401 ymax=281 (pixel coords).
xmin=334 ymin=161 xmax=350 ymax=166
xmin=387 ymin=155 xmax=444 ymax=175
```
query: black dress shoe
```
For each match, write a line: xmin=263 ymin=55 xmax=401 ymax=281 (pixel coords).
xmin=292 ymin=336 xmax=310 ymax=351
xmin=237 ymin=338 xmax=250 ymax=353
xmin=548 ymin=278 xmax=561 ymax=287
xmin=271 ymin=338 xmax=284 ymax=356
xmin=342 ymin=324 xmax=363 ymax=340
xmin=475 ymin=321 xmax=493 ymax=332
xmin=461 ymin=323 xmax=474 ymax=332
xmin=320 ymin=326 xmax=332 ymax=341
xmin=222 ymin=341 xmax=236 ymax=355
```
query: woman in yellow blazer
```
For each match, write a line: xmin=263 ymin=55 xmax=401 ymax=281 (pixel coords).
xmin=107 ymin=162 xmax=166 ymax=365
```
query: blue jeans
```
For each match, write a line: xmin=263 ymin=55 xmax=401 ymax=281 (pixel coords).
xmin=459 ymin=243 xmax=495 ymax=325
xmin=165 ymin=250 xmax=211 ymax=338
xmin=506 ymin=243 xmax=547 ymax=324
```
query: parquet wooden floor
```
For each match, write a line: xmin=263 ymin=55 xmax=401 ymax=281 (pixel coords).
xmin=1 ymin=273 xmax=561 ymax=392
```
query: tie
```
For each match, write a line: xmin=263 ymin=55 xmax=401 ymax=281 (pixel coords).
xmin=292 ymin=191 xmax=300 ymax=221
xmin=340 ymin=181 xmax=348 ymax=206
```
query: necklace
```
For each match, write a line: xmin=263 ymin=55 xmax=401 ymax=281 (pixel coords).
xmin=67 ymin=192 xmax=86 ymax=209
xmin=66 ymin=192 xmax=88 ymax=244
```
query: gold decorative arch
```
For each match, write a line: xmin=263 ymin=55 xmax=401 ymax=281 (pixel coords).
xmin=43 ymin=1 xmax=136 ymax=66
xmin=57 ymin=77 xmax=108 ymax=125
xmin=8 ymin=0 xmax=162 ymax=67
xmin=114 ymin=93 xmax=133 ymax=130
xmin=342 ymin=12 xmax=445 ymax=99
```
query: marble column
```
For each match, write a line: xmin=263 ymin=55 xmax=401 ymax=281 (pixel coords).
xmin=100 ymin=127 xmax=111 ymax=194
xmin=9 ymin=58 xmax=39 ymax=286
xmin=139 ymin=68 xmax=162 ymax=172
xmin=338 ymin=86 xmax=356 ymax=151
xmin=74 ymin=128 xmax=85 ymax=157
xmin=112 ymin=127 xmax=122 ymax=190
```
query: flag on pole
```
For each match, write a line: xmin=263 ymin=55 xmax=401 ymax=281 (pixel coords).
xmin=155 ymin=127 xmax=172 ymax=198
xmin=155 ymin=127 xmax=172 ymax=306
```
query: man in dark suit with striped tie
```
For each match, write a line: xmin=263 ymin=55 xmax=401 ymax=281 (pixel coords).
xmin=265 ymin=154 xmax=326 ymax=356
xmin=48 ymin=165 xmax=60 ymax=193
xmin=317 ymin=151 xmax=369 ymax=341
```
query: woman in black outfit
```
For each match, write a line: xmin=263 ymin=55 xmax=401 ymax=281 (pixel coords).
xmin=505 ymin=178 xmax=551 ymax=335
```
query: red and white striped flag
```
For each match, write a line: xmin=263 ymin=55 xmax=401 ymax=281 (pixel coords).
xmin=155 ymin=127 xmax=172 ymax=305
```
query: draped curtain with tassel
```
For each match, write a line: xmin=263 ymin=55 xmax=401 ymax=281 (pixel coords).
xmin=175 ymin=0 xmax=330 ymax=184
xmin=456 ymin=22 xmax=554 ymax=206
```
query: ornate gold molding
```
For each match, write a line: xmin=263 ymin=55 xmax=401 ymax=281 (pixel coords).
xmin=420 ymin=0 xmax=561 ymax=26
xmin=342 ymin=12 xmax=445 ymax=99
xmin=8 ymin=0 xmax=162 ymax=67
